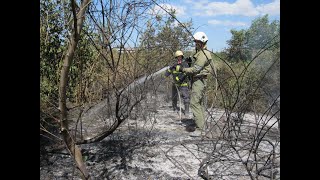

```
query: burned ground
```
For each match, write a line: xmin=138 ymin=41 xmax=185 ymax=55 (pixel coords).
xmin=40 ymin=78 xmax=280 ymax=180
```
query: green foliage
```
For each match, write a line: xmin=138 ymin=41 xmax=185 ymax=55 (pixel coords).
xmin=40 ymin=1 xmax=280 ymax=116
xmin=139 ymin=10 xmax=194 ymax=72
xmin=40 ymin=0 xmax=97 ymax=106
xmin=40 ymin=0 xmax=67 ymax=106
xmin=226 ymin=29 xmax=251 ymax=62
xmin=224 ymin=15 xmax=280 ymax=63
xmin=245 ymin=15 xmax=280 ymax=50
xmin=208 ymin=49 xmax=279 ymax=113
xmin=207 ymin=15 xmax=280 ymax=113
xmin=68 ymin=28 xmax=96 ymax=103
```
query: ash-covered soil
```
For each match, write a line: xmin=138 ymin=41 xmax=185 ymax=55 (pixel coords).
xmin=40 ymin=83 xmax=280 ymax=180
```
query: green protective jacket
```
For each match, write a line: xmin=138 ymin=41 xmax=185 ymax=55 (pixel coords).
xmin=183 ymin=49 xmax=213 ymax=77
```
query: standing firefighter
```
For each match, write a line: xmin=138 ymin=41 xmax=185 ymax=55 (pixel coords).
xmin=175 ymin=32 xmax=214 ymax=131
xmin=165 ymin=50 xmax=191 ymax=118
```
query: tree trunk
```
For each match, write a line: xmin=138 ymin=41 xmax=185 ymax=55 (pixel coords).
xmin=58 ymin=0 xmax=91 ymax=179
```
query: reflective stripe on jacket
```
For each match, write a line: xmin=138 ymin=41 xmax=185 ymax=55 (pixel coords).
xmin=165 ymin=60 xmax=190 ymax=86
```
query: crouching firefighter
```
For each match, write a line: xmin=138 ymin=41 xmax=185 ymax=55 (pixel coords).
xmin=165 ymin=50 xmax=191 ymax=118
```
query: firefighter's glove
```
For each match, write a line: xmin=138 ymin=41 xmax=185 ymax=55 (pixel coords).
xmin=176 ymin=65 xmax=183 ymax=72
xmin=186 ymin=56 xmax=192 ymax=63
xmin=185 ymin=57 xmax=192 ymax=67
xmin=164 ymin=70 xmax=171 ymax=77
xmin=169 ymin=65 xmax=176 ymax=71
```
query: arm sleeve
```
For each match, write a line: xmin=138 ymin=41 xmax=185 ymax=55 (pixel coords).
xmin=183 ymin=53 xmax=207 ymax=74
xmin=164 ymin=69 xmax=171 ymax=77
xmin=165 ymin=62 xmax=177 ymax=77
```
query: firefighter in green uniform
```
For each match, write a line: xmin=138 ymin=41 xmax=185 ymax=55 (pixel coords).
xmin=175 ymin=32 xmax=214 ymax=131
xmin=165 ymin=50 xmax=191 ymax=118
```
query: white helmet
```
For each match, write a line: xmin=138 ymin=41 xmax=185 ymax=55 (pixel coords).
xmin=193 ymin=32 xmax=208 ymax=43
xmin=174 ymin=50 xmax=184 ymax=57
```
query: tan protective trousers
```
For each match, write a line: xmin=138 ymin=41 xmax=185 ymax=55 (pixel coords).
xmin=190 ymin=79 xmax=207 ymax=129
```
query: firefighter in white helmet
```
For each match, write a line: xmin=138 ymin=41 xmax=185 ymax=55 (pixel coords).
xmin=175 ymin=32 xmax=215 ymax=131
xmin=165 ymin=50 xmax=191 ymax=118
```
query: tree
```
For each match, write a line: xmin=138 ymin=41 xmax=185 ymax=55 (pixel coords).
xmin=225 ymin=29 xmax=250 ymax=62
xmin=40 ymin=0 xmax=67 ymax=107
xmin=245 ymin=14 xmax=280 ymax=51
xmin=58 ymin=0 xmax=92 ymax=179
xmin=224 ymin=15 xmax=280 ymax=63
xmin=139 ymin=9 xmax=193 ymax=70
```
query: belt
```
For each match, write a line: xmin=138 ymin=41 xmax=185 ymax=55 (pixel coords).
xmin=193 ymin=75 xmax=207 ymax=81
xmin=174 ymin=82 xmax=188 ymax=87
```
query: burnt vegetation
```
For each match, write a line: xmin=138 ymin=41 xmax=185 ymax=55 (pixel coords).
xmin=41 ymin=0 xmax=279 ymax=179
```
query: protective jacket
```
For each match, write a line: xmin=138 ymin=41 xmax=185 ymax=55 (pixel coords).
xmin=165 ymin=59 xmax=190 ymax=86
xmin=183 ymin=49 xmax=213 ymax=78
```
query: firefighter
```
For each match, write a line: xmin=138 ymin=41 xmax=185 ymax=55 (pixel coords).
xmin=165 ymin=50 xmax=191 ymax=118
xmin=175 ymin=32 xmax=214 ymax=131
